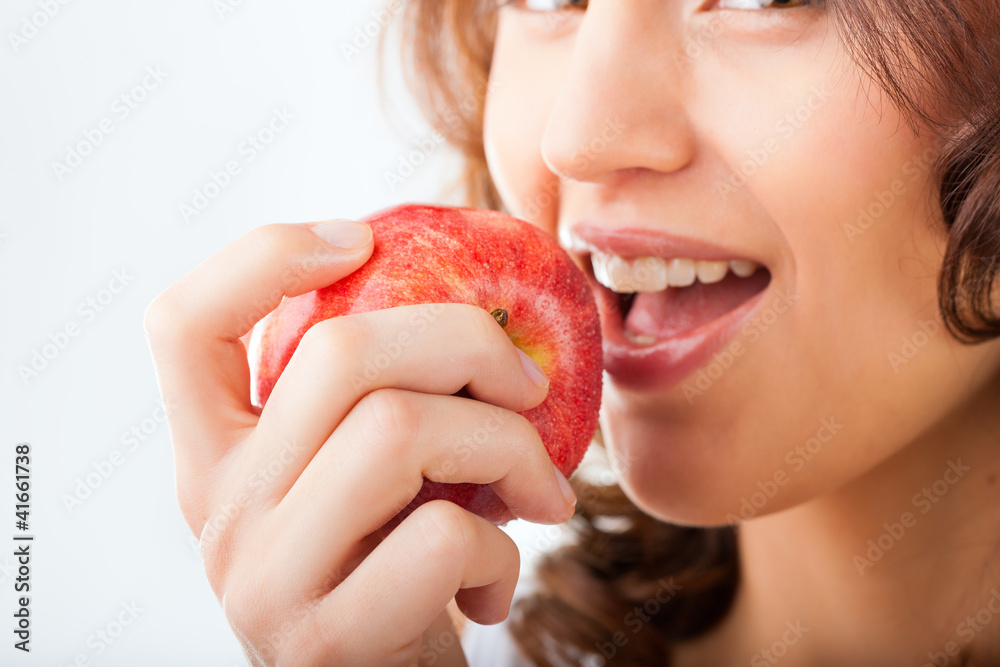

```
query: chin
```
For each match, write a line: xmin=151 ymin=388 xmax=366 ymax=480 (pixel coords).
xmin=598 ymin=401 xmax=808 ymax=528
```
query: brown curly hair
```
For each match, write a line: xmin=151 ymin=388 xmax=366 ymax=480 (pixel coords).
xmin=390 ymin=1 xmax=1000 ymax=664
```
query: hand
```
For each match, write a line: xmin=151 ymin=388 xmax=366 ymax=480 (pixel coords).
xmin=144 ymin=220 xmax=576 ymax=666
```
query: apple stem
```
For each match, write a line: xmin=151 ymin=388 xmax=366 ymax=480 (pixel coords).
xmin=490 ymin=308 xmax=509 ymax=329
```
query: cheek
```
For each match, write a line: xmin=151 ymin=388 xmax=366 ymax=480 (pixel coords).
xmin=728 ymin=67 xmax=965 ymax=426
xmin=603 ymin=53 xmax=999 ymax=525
xmin=484 ymin=15 xmax=1000 ymax=525
xmin=483 ymin=20 xmax=569 ymax=238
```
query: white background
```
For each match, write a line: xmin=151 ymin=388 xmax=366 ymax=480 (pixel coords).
xmin=1 ymin=0 xmax=564 ymax=664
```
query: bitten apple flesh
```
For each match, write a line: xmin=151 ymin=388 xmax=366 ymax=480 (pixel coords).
xmin=250 ymin=204 xmax=603 ymax=525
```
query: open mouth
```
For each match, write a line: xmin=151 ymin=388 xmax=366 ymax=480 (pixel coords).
xmin=592 ymin=253 xmax=772 ymax=345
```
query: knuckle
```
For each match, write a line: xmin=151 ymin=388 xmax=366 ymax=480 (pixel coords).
xmin=197 ymin=498 xmax=253 ymax=596
xmin=507 ymin=410 xmax=538 ymax=441
xmin=355 ymin=389 xmax=420 ymax=457
xmin=500 ymin=412 xmax=545 ymax=468
xmin=226 ymin=554 xmax=325 ymax=662
xmin=463 ymin=305 xmax=515 ymax=377
xmin=143 ymin=287 xmax=186 ymax=347
xmin=297 ymin=603 xmax=349 ymax=664
xmin=144 ymin=280 xmax=208 ymax=348
xmin=512 ymin=412 xmax=544 ymax=454
xmin=298 ymin=316 xmax=370 ymax=368
xmin=174 ymin=481 xmax=207 ymax=537
xmin=198 ymin=523 xmax=233 ymax=594
xmin=466 ymin=303 xmax=505 ymax=345
xmin=412 ymin=500 xmax=473 ymax=563
xmin=221 ymin=566 xmax=274 ymax=642
xmin=247 ymin=223 xmax=295 ymax=255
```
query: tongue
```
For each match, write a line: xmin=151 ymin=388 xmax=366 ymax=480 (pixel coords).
xmin=623 ymin=270 xmax=770 ymax=339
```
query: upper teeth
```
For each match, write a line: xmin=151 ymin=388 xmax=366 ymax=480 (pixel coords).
xmin=591 ymin=253 xmax=760 ymax=293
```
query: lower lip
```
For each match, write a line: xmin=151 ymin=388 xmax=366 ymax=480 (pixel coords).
xmin=597 ymin=281 xmax=770 ymax=393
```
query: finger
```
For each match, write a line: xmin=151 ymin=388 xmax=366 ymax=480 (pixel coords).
xmin=246 ymin=302 xmax=550 ymax=496
xmin=296 ymin=501 xmax=519 ymax=665
xmin=144 ymin=220 xmax=373 ymax=472
xmin=271 ymin=390 xmax=573 ymax=594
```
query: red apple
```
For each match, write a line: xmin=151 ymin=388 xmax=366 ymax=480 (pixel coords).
xmin=249 ymin=204 xmax=602 ymax=525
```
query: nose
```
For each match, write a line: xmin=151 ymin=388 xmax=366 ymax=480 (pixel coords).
xmin=540 ymin=3 xmax=696 ymax=184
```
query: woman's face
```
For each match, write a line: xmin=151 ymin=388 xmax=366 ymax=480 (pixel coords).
xmin=484 ymin=0 xmax=1000 ymax=524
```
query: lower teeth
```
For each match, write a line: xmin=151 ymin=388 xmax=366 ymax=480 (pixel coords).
xmin=624 ymin=330 xmax=657 ymax=346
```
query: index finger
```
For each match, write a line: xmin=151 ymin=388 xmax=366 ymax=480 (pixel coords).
xmin=144 ymin=220 xmax=373 ymax=471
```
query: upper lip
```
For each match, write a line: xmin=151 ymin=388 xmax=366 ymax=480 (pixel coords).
xmin=562 ymin=222 xmax=765 ymax=266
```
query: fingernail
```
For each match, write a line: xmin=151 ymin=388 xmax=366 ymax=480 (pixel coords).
xmin=310 ymin=219 xmax=372 ymax=249
xmin=517 ymin=349 xmax=549 ymax=389
xmin=552 ymin=463 xmax=577 ymax=508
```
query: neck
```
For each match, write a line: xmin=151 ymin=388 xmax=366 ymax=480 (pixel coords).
xmin=679 ymin=372 xmax=1000 ymax=666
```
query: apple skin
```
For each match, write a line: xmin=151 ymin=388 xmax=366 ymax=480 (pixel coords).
xmin=250 ymin=204 xmax=603 ymax=525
